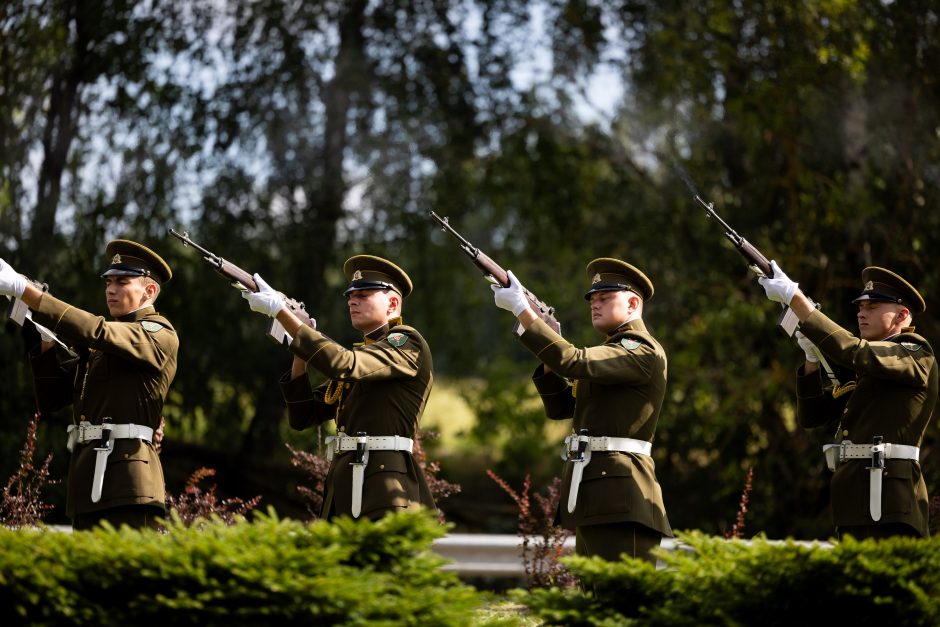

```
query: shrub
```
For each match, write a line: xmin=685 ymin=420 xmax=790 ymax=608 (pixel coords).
xmin=488 ymin=470 xmax=576 ymax=590
xmin=0 ymin=509 xmax=493 ymax=626
xmin=519 ymin=532 xmax=940 ymax=626
xmin=0 ymin=412 xmax=57 ymax=528
xmin=165 ymin=467 xmax=262 ymax=526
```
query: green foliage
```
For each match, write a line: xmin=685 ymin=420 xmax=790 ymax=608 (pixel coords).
xmin=520 ymin=532 xmax=940 ymax=626
xmin=0 ymin=509 xmax=487 ymax=626
xmin=2 ymin=0 xmax=940 ymax=538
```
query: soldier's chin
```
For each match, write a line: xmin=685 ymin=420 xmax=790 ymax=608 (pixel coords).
xmin=591 ymin=318 xmax=609 ymax=333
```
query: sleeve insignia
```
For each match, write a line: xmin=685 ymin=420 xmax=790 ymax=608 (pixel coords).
xmin=386 ymin=332 xmax=408 ymax=347
xmin=141 ymin=320 xmax=164 ymax=333
xmin=621 ymin=338 xmax=642 ymax=350
xmin=900 ymin=342 xmax=922 ymax=352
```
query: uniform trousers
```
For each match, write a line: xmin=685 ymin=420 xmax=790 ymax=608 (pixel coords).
xmin=72 ymin=505 xmax=164 ymax=531
xmin=575 ymin=521 xmax=663 ymax=563
xmin=837 ymin=522 xmax=920 ymax=540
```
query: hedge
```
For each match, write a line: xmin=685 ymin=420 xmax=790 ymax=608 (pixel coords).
xmin=519 ymin=531 xmax=940 ymax=626
xmin=0 ymin=509 xmax=506 ymax=626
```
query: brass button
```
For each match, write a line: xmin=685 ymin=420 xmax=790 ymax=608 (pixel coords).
xmin=124 ymin=453 xmax=129 ymax=459
xmin=601 ymin=471 xmax=607 ymax=476
xmin=80 ymin=414 xmax=86 ymax=421
xmin=843 ymin=430 xmax=849 ymax=436
xmin=339 ymin=426 xmax=345 ymax=432
xmin=379 ymin=464 xmax=385 ymax=470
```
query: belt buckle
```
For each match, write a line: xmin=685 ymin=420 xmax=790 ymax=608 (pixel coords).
xmin=567 ymin=429 xmax=590 ymax=462
xmin=77 ymin=421 xmax=95 ymax=444
xmin=823 ymin=443 xmax=842 ymax=471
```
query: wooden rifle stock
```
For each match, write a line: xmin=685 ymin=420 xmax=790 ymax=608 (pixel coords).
xmin=168 ymin=228 xmax=315 ymax=339
xmin=428 ymin=212 xmax=561 ymax=333
xmin=693 ymin=196 xmax=773 ymax=277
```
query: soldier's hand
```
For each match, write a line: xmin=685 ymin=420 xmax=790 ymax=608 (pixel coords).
xmin=795 ymin=330 xmax=820 ymax=363
xmin=757 ymin=260 xmax=798 ymax=305
xmin=491 ymin=270 xmax=531 ymax=316
xmin=241 ymin=273 xmax=286 ymax=318
xmin=0 ymin=258 xmax=27 ymax=299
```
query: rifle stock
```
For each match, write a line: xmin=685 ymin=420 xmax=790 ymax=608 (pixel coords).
xmin=168 ymin=228 xmax=315 ymax=343
xmin=428 ymin=212 xmax=561 ymax=333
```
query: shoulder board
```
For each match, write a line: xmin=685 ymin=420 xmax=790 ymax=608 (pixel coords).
xmin=140 ymin=320 xmax=165 ymax=333
xmin=386 ymin=332 xmax=409 ymax=347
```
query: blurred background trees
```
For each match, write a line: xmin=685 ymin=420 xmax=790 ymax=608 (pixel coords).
xmin=2 ymin=0 xmax=938 ymax=538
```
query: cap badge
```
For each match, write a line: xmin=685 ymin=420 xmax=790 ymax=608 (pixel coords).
xmin=352 ymin=270 xmax=363 ymax=281
xmin=864 ymin=281 xmax=873 ymax=291
xmin=592 ymin=273 xmax=601 ymax=284
xmin=112 ymin=254 xmax=122 ymax=264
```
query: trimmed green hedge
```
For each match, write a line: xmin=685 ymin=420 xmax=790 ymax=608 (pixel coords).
xmin=0 ymin=509 xmax=496 ymax=626
xmin=520 ymin=531 xmax=940 ymax=626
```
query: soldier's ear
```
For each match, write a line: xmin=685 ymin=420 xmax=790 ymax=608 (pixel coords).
xmin=143 ymin=280 xmax=160 ymax=300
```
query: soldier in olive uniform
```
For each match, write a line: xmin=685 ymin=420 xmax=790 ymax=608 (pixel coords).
xmin=760 ymin=262 xmax=937 ymax=538
xmin=491 ymin=259 xmax=672 ymax=562
xmin=242 ymin=255 xmax=436 ymax=520
xmin=0 ymin=241 xmax=177 ymax=530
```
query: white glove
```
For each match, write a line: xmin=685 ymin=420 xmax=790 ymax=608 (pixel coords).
xmin=0 ymin=258 xmax=27 ymax=299
xmin=795 ymin=330 xmax=820 ymax=363
xmin=241 ymin=273 xmax=286 ymax=318
xmin=491 ymin=270 xmax=530 ymax=316
xmin=757 ymin=260 xmax=798 ymax=305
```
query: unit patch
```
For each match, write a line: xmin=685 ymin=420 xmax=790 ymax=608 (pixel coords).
xmin=900 ymin=342 xmax=922 ymax=352
xmin=386 ymin=332 xmax=408 ymax=347
xmin=621 ymin=338 xmax=642 ymax=350
xmin=141 ymin=321 xmax=164 ymax=333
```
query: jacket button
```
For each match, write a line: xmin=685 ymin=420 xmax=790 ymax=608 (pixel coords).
xmin=379 ymin=464 xmax=385 ymax=470
xmin=124 ymin=453 xmax=129 ymax=459
xmin=601 ymin=471 xmax=607 ymax=476
xmin=843 ymin=430 xmax=849 ymax=436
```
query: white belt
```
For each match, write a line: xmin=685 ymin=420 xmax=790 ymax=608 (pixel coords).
xmin=324 ymin=433 xmax=414 ymax=518
xmin=66 ymin=421 xmax=154 ymax=503
xmin=823 ymin=440 xmax=920 ymax=522
xmin=66 ymin=421 xmax=154 ymax=452
xmin=562 ymin=433 xmax=652 ymax=513
xmin=823 ymin=441 xmax=919 ymax=470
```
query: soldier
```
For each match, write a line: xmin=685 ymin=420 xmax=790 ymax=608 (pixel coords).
xmin=242 ymin=255 xmax=436 ymax=520
xmin=760 ymin=262 xmax=938 ymax=538
xmin=491 ymin=259 xmax=672 ymax=562
xmin=0 ymin=241 xmax=177 ymax=530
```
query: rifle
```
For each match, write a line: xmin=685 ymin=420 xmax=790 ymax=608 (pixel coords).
xmin=429 ymin=211 xmax=561 ymax=334
xmin=673 ymin=166 xmax=849 ymax=391
xmin=169 ymin=228 xmax=315 ymax=344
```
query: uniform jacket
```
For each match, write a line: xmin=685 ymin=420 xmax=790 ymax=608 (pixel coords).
xmin=519 ymin=317 xmax=672 ymax=535
xmin=279 ymin=322 xmax=436 ymax=520
xmin=29 ymin=294 xmax=177 ymax=517
xmin=797 ymin=309 xmax=938 ymax=536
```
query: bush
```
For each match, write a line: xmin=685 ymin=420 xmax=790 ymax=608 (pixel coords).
xmin=0 ymin=509 xmax=494 ymax=626
xmin=519 ymin=532 xmax=940 ymax=626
